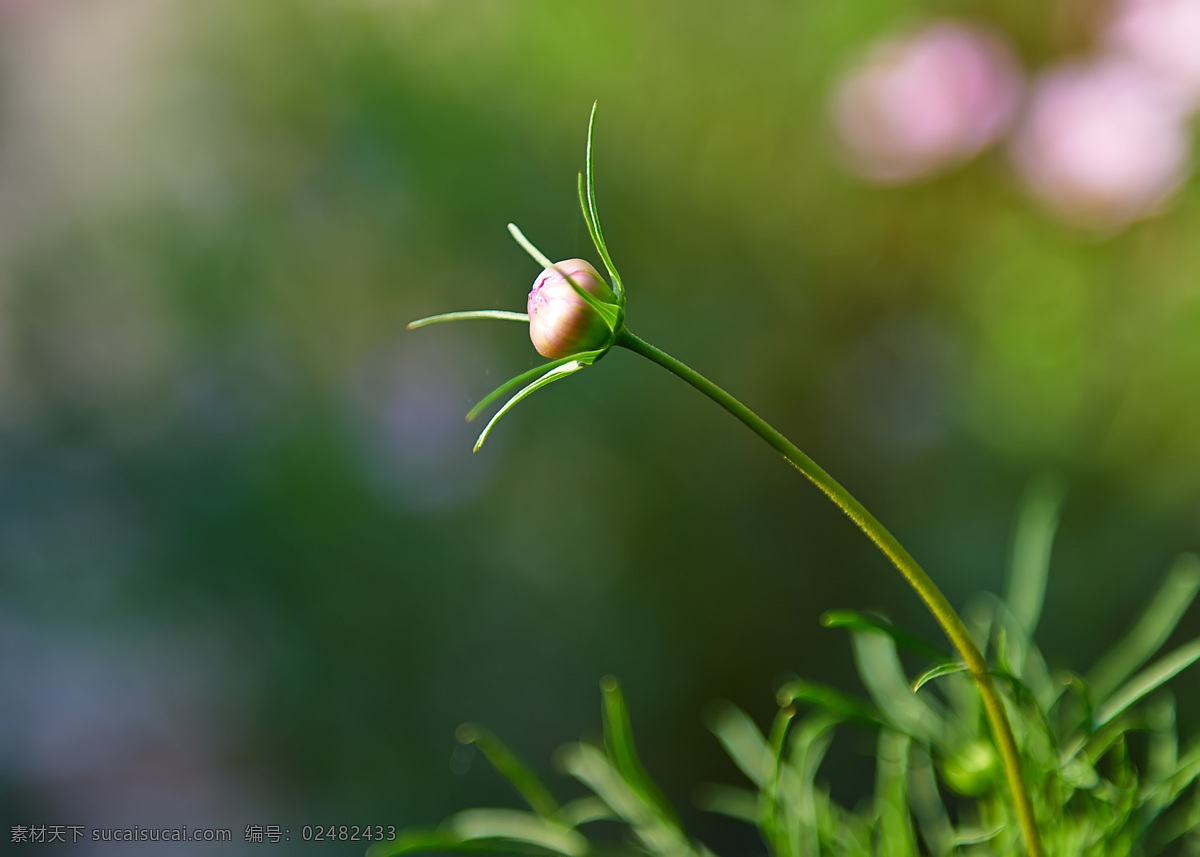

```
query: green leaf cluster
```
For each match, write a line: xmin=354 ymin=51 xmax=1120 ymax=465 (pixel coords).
xmin=383 ymin=483 xmax=1200 ymax=857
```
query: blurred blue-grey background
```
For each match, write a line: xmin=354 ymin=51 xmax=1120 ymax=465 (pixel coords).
xmin=2 ymin=1 xmax=1198 ymax=854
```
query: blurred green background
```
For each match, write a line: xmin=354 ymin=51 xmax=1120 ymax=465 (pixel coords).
xmin=1 ymin=1 xmax=1198 ymax=854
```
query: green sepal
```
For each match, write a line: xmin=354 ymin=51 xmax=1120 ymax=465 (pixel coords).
xmin=507 ymin=223 xmax=622 ymax=334
xmin=578 ymin=103 xmax=623 ymax=299
xmin=408 ymin=310 xmax=529 ymax=329
xmin=466 ymin=355 xmax=584 ymax=423
xmin=473 ymin=358 xmax=591 ymax=452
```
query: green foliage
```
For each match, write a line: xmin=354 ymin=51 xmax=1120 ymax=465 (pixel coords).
xmin=385 ymin=492 xmax=1200 ymax=857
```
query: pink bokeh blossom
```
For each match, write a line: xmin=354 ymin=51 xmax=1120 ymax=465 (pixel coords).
xmin=832 ymin=21 xmax=1022 ymax=183
xmin=1010 ymin=59 xmax=1192 ymax=228
xmin=1106 ymin=0 xmax=1200 ymax=104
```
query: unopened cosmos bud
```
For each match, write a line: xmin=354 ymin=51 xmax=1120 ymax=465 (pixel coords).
xmin=527 ymin=259 xmax=616 ymax=359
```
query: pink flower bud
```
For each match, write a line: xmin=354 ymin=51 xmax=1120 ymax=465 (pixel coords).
xmin=832 ymin=21 xmax=1022 ymax=183
xmin=527 ymin=259 xmax=615 ymax=359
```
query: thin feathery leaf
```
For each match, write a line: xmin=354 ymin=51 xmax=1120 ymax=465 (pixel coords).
xmin=912 ymin=662 xmax=968 ymax=693
xmin=1088 ymin=553 xmax=1200 ymax=701
xmin=909 ymin=742 xmax=955 ymax=857
xmin=1147 ymin=692 xmax=1179 ymax=790
xmin=777 ymin=679 xmax=884 ymax=727
xmin=706 ymin=701 xmax=771 ymax=788
xmin=507 ymin=223 xmax=619 ymax=332
xmin=1160 ymin=741 xmax=1200 ymax=806
xmin=466 ymin=355 xmax=589 ymax=423
xmin=983 ymin=593 xmax=1056 ymax=708
xmin=448 ymin=810 xmax=588 ymax=857
xmin=366 ymin=829 xmax=551 ymax=857
xmin=456 ymin=724 xmax=559 ymax=819
xmin=821 ymin=610 xmax=949 ymax=661
xmin=408 ymin=310 xmax=529 ymax=329
xmin=851 ymin=630 xmax=944 ymax=743
xmin=761 ymin=703 xmax=796 ymax=855
xmin=474 ymin=360 xmax=585 ymax=452
xmin=601 ymin=676 xmax=681 ymax=827
xmin=1004 ymin=474 xmax=1066 ymax=637
xmin=781 ymin=713 xmax=838 ymax=857
xmin=873 ymin=729 xmax=917 ymax=857
xmin=693 ymin=784 xmax=759 ymax=824
xmin=1094 ymin=635 xmax=1200 ymax=728
xmin=558 ymin=742 xmax=694 ymax=857
xmin=555 ymin=797 xmax=615 ymax=829
xmin=951 ymin=824 xmax=1006 ymax=848
xmin=366 ymin=829 xmax=489 ymax=857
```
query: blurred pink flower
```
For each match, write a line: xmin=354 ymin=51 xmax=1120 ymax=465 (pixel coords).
xmin=832 ymin=21 xmax=1022 ymax=183
xmin=1106 ymin=0 xmax=1200 ymax=104
xmin=1010 ymin=59 xmax=1192 ymax=228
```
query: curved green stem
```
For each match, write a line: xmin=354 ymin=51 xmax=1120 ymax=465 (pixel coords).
xmin=615 ymin=329 xmax=1043 ymax=857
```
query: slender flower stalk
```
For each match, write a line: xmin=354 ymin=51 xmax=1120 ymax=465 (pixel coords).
xmin=614 ymin=329 xmax=1043 ymax=857
xmin=409 ymin=103 xmax=1045 ymax=857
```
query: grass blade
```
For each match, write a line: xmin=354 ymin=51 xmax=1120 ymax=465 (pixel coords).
xmin=456 ymin=724 xmax=559 ymax=819
xmin=1088 ymin=553 xmax=1200 ymax=701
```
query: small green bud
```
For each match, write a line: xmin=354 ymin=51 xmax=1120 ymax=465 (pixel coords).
xmin=940 ymin=739 xmax=1000 ymax=797
xmin=527 ymin=259 xmax=615 ymax=359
